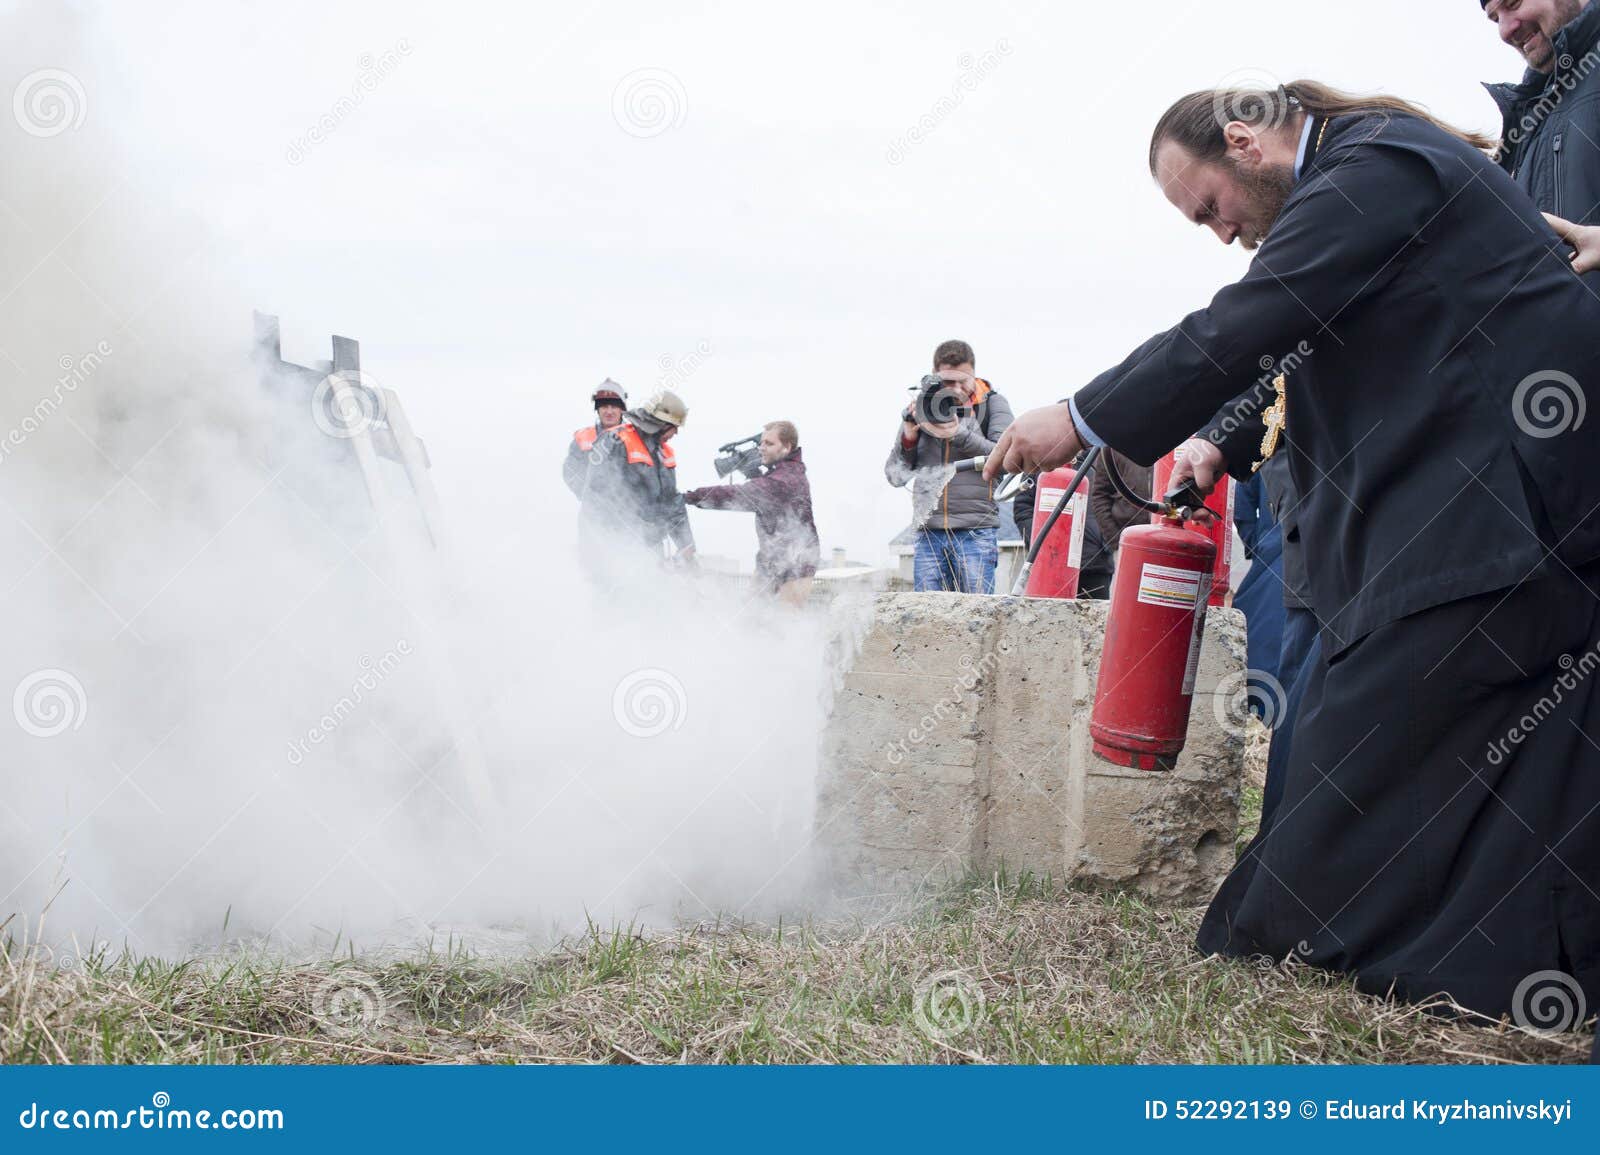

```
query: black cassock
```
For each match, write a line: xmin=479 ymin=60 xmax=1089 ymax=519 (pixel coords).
xmin=1073 ymin=110 xmax=1600 ymax=1025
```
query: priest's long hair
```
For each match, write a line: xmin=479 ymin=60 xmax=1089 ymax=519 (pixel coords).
xmin=1148 ymin=79 xmax=1497 ymax=174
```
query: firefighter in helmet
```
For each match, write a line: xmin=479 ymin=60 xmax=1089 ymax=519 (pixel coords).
xmin=563 ymin=379 xmax=629 ymax=497
xmin=578 ymin=389 xmax=696 ymax=577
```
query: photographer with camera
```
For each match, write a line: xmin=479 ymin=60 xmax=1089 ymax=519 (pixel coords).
xmin=885 ymin=339 xmax=1013 ymax=593
xmin=683 ymin=421 xmax=820 ymax=607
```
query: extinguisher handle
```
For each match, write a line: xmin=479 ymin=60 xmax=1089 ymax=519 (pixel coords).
xmin=1161 ymin=481 xmax=1214 ymax=522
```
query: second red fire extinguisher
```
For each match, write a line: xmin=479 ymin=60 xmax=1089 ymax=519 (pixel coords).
xmin=1088 ymin=516 xmax=1217 ymax=771
xmin=1023 ymin=465 xmax=1088 ymax=599
xmin=968 ymin=447 xmax=1218 ymax=772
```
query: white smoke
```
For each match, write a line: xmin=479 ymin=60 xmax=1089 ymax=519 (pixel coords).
xmin=0 ymin=5 xmax=869 ymax=959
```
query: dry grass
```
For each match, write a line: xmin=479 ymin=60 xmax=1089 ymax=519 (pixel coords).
xmin=3 ymin=838 xmax=1592 ymax=1065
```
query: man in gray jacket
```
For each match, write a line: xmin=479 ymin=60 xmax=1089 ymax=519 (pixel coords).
xmin=885 ymin=339 xmax=1014 ymax=593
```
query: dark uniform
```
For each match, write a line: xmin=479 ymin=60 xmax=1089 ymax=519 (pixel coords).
xmin=563 ymin=422 xmax=606 ymax=498
xmin=578 ymin=421 xmax=694 ymax=580
xmin=1073 ymin=109 xmax=1600 ymax=1022
xmin=1485 ymin=2 xmax=1600 ymax=1061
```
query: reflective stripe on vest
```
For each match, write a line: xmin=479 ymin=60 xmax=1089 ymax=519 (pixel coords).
xmin=574 ymin=426 xmax=599 ymax=450
xmin=615 ymin=424 xmax=675 ymax=468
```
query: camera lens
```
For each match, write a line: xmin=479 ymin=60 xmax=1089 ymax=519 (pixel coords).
xmin=915 ymin=378 xmax=963 ymax=425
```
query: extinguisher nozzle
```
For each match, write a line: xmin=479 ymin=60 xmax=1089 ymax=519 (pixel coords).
xmin=1010 ymin=562 xmax=1032 ymax=597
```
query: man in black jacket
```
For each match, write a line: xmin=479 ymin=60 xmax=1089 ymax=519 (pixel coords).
xmin=1485 ymin=0 xmax=1600 ymax=222
xmin=989 ymin=80 xmax=1600 ymax=1028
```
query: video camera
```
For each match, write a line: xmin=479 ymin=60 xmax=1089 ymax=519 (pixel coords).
xmin=713 ymin=433 xmax=768 ymax=481
xmin=906 ymin=373 xmax=971 ymax=427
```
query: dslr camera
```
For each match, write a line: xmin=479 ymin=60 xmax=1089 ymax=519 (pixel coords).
xmin=713 ymin=433 xmax=768 ymax=481
xmin=906 ymin=373 xmax=970 ymax=428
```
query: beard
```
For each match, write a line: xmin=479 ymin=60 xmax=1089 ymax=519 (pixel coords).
xmin=1528 ymin=0 xmax=1586 ymax=70
xmin=1223 ymin=158 xmax=1296 ymax=250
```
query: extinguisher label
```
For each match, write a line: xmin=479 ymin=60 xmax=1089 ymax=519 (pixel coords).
xmin=1219 ymin=478 xmax=1236 ymax=595
xmin=1136 ymin=563 xmax=1204 ymax=610
xmin=1182 ymin=576 xmax=1213 ymax=696
xmin=1037 ymin=488 xmax=1087 ymax=569
xmin=1037 ymin=486 xmax=1067 ymax=513
xmin=1067 ymin=490 xmax=1086 ymax=568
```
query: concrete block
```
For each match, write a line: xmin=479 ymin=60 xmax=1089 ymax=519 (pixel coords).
xmin=817 ymin=592 xmax=1247 ymax=903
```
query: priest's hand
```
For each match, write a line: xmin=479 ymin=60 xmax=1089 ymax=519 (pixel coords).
xmin=1168 ymin=438 xmax=1228 ymax=495
xmin=1543 ymin=212 xmax=1600 ymax=275
xmin=983 ymin=403 xmax=1084 ymax=481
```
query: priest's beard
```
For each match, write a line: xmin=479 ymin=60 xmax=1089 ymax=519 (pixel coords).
xmin=1224 ymin=158 xmax=1295 ymax=250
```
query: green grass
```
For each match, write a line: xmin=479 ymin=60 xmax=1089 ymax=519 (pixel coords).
xmin=3 ymin=865 xmax=1590 ymax=1065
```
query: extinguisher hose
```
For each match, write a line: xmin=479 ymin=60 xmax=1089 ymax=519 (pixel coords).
xmin=1005 ymin=445 xmax=1101 ymax=595
xmin=1022 ymin=446 xmax=1100 ymax=567
xmin=1100 ymin=453 xmax=1167 ymax=516
xmin=953 ymin=447 xmax=1210 ymax=596
xmin=1097 ymin=450 xmax=1214 ymax=523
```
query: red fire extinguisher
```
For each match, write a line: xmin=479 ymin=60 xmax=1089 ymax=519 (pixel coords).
xmin=965 ymin=445 xmax=1218 ymax=772
xmin=1150 ymin=447 xmax=1232 ymax=608
xmin=1089 ymin=515 xmax=1217 ymax=771
xmin=1023 ymin=466 xmax=1088 ymax=599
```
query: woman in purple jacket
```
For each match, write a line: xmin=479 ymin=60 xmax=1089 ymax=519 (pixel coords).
xmin=683 ymin=421 xmax=821 ymax=607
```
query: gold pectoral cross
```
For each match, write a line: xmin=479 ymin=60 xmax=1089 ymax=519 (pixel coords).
xmin=1252 ymin=373 xmax=1288 ymax=473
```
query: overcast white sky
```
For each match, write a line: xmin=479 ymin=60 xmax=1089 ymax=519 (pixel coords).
xmin=57 ymin=0 xmax=1525 ymax=568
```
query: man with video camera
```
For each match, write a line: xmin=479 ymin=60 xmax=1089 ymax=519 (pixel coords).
xmin=885 ymin=339 xmax=1014 ymax=593
xmin=684 ymin=421 xmax=820 ymax=607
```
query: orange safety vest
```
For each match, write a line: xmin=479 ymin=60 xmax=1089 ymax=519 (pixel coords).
xmin=573 ymin=425 xmax=599 ymax=451
xmin=614 ymin=423 xmax=675 ymax=468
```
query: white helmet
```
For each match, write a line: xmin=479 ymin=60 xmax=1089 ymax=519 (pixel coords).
xmin=634 ymin=389 xmax=688 ymax=430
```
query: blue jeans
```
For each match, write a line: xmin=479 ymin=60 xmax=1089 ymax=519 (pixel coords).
xmin=913 ymin=527 xmax=998 ymax=593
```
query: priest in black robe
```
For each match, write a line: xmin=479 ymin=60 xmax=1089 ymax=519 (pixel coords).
xmin=988 ymin=79 xmax=1600 ymax=1040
